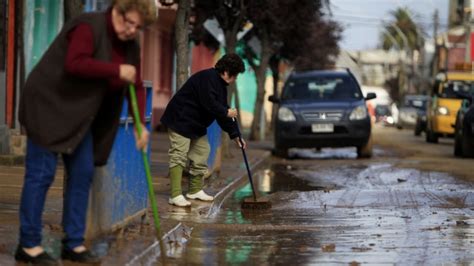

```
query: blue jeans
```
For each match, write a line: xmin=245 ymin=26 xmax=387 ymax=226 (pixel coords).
xmin=19 ymin=131 xmax=94 ymax=250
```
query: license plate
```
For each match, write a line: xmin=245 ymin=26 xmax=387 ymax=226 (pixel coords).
xmin=311 ymin=123 xmax=334 ymax=133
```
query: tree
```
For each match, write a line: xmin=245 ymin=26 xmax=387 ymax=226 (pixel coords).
xmin=244 ymin=0 xmax=341 ymax=140
xmin=175 ymin=0 xmax=191 ymax=90
xmin=380 ymin=8 xmax=424 ymax=51
xmin=243 ymin=0 xmax=282 ymax=140
xmin=194 ymin=0 xmax=248 ymax=107
xmin=380 ymin=7 xmax=426 ymax=94
xmin=292 ymin=20 xmax=342 ymax=71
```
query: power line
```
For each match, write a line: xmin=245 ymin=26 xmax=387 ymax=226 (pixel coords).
xmin=332 ymin=13 xmax=449 ymax=28
xmin=330 ymin=2 xmax=438 ymax=21
xmin=334 ymin=16 xmax=448 ymax=33
xmin=328 ymin=1 xmax=449 ymax=29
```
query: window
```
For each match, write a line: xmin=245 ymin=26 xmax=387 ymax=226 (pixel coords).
xmin=403 ymin=96 xmax=428 ymax=110
xmin=442 ymin=81 xmax=474 ymax=98
xmin=282 ymin=76 xmax=361 ymax=100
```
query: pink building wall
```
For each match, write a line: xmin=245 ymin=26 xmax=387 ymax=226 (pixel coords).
xmin=141 ymin=8 xmax=176 ymax=130
xmin=191 ymin=43 xmax=218 ymax=74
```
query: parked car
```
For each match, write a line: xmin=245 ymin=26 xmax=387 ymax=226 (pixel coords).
xmin=413 ymin=98 xmax=429 ymax=136
xmin=426 ymin=71 xmax=474 ymax=143
xmin=454 ymin=93 xmax=474 ymax=157
xmin=374 ymin=104 xmax=394 ymax=126
xmin=414 ymin=111 xmax=427 ymax=136
xmin=268 ymin=69 xmax=376 ymax=158
xmin=396 ymin=95 xmax=429 ymax=131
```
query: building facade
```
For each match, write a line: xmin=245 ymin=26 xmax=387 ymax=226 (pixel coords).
xmin=442 ymin=0 xmax=474 ymax=70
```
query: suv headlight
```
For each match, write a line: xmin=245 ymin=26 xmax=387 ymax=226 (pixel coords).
xmin=278 ymin=107 xmax=296 ymax=121
xmin=436 ymin=106 xmax=449 ymax=116
xmin=349 ymin=105 xmax=367 ymax=120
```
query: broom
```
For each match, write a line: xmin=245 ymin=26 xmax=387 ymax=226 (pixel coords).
xmin=128 ymin=84 xmax=167 ymax=262
xmin=233 ymin=118 xmax=271 ymax=210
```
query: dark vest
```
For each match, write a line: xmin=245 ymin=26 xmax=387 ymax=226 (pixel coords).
xmin=19 ymin=12 xmax=141 ymax=166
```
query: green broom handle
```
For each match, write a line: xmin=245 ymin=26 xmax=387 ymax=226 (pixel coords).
xmin=128 ymin=84 xmax=162 ymax=232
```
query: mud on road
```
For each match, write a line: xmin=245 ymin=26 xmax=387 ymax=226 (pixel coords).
xmin=145 ymin=125 xmax=474 ymax=265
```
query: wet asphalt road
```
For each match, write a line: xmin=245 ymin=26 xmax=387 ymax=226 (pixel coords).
xmin=150 ymin=126 xmax=474 ymax=265
xmin=1 ymin=127 xmax=472 ymax=265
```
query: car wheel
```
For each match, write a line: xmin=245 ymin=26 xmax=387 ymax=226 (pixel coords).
xmin=274 ymin=146 xmax=289 ymax=158
xmin=454 ymin=118 xmax=463 ymax=157
xmin=425 ymin=129 xmax=438 ymax=143
xmin=461 ymin=134 xmax=474 ymax=157
xmin=454 ymin=132 xmax=463 ymax=157
xmin=274 ymin=134 xmax=289 ymax=158
xmin=414 ymin=123 xmax=422 ymax=136
xmin=357 ymin=135 xmax=373 ymax=158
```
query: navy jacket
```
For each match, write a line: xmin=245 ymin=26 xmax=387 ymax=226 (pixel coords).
xmin=161 ymin=68 xmax=239 ymax=139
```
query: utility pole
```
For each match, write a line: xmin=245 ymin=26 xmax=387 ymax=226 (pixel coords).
xmin=431 ymin=9 xmax=443 ymax=75
xmin=434 ymin=9 xmax=439 ymax=39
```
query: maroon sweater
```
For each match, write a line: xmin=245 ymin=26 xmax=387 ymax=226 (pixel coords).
xmin=65 ymin=12 xmax=145 ymax=122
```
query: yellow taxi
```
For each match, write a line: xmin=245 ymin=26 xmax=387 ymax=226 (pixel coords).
xmin=426 ymin=71 xmax=474 ymax=143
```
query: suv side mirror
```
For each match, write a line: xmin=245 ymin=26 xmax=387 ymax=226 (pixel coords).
xmin=365 ymin=92 xmax=376 ymax=101
xmin=268 ymin=95 xmax=280 ymax=103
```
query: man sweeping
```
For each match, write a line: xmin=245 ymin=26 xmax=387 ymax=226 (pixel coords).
xmin=161 ymin=53 xmax=246 ymax=207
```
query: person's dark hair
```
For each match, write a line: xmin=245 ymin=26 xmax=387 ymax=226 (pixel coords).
xmin=215 ymin=53 xmax=245 ymax=77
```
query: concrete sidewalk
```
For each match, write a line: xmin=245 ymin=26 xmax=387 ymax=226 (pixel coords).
xmin=0 ymin=130 xmax=272 ymax=265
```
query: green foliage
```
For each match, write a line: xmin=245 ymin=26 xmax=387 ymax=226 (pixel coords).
xmin=380 ymin=7 xmax=425 ymax=51
xmin=193 ymin=0 xmax=342 ymax=70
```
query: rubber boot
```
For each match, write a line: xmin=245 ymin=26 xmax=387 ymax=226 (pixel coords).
xmin=170 ymin=165 xmax=184 ymax=198
xmin=188 ymin=175 xmax=203 ymax=195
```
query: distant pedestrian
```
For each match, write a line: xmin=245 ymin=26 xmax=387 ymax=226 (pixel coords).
xmin=16 ymin=0 xmax=156 ymax=264
xmin=161 ymin=54 xmax=246 ymax=207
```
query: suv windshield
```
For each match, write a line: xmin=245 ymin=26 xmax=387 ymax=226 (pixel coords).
xmin=282 ymin=76 xmax=362 ymax=101
xmin=441 ymin=80 xmax=474 ymax=98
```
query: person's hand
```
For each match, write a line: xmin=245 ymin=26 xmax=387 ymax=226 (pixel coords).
xmin=234 ymin=137 xmax=246 ymax=149
xmin=133 ymin=124 xmax=150 ymax=151
xmin=119 ymin=64 xmax=137 ymax=83
xmin=227 ymin=108 xmax=238 ymax=118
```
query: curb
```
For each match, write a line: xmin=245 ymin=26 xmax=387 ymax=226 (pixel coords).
xmin=125 ymin=222 xmax=186 ymax=266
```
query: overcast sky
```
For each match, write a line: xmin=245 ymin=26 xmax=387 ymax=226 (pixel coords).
xmin=328 ymin=0 xmax=450 ymax=51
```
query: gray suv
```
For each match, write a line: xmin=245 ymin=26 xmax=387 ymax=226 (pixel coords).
xmin=269 ymin=69 xmax=376 ymax=158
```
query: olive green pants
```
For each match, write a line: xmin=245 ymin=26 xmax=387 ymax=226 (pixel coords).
xmin=168 ymin=130 xmax=210 ymax=197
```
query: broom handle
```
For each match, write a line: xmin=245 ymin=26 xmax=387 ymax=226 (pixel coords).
xmin=233 ymin=118 xmax=257 ymax=201
xmin=128 ymin=84 xmax=162 ymax=234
